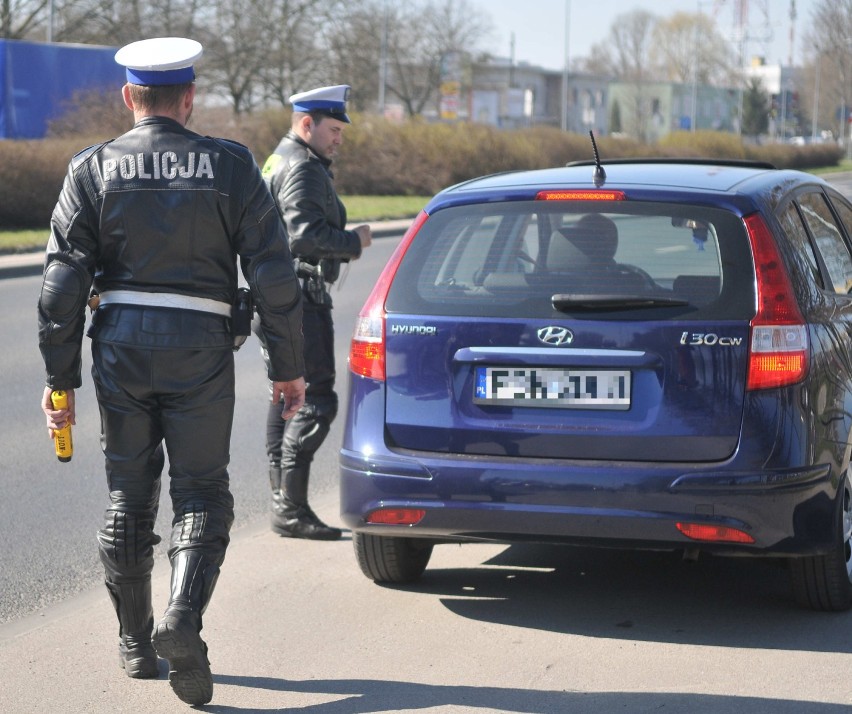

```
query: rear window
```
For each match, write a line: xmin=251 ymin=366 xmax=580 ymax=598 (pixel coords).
xmin=386 ymin=200 xmax=755 ymax=319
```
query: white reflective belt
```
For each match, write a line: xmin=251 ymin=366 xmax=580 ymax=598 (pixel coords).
xmin=97 ymin=290 xmax=231 ymax=317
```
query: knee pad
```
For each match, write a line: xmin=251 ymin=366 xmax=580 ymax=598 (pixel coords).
xmin=40 ymin=261 xmax=89 ymax=322
xmin=97 ymin=511 xmax=159 ymax=575
xmin=170 ymin=500 xmax=234 ymax=551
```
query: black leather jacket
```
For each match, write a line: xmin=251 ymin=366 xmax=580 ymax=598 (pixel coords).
xmin=39 ymin=116 xmax=304 ymax=388
xmin=262 ymin=131 xmax=362 ymax=287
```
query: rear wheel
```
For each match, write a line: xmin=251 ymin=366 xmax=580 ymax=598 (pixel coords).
xmin=353 ymin=532 xmax=434 ymax=583
xmin=789 ymin=478 xmax=852 ymax=611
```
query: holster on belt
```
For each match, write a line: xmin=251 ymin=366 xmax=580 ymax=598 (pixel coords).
xmin=295 ymin=259 xmax=332 ymax=306
xmin=231 ymin=287 xmax=253 ymax=350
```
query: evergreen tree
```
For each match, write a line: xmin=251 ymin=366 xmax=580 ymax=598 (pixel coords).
xmin=742 ymin=77 xmax=770 ymax=139
xmin=610 ymin=99 xmax=622 ymax=134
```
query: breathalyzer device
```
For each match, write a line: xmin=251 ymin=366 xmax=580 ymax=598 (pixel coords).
xmin=50 ymin=390 xmax=73 ymax=462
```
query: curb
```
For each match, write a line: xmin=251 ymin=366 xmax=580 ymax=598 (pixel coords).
xmin=0 ymin=250 xmax=45 ymax=279
xmin=0 ymin=219 xmax=413 ymax=280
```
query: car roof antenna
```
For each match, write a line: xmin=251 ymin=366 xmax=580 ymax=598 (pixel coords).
xmin=589 ymin=130 xmax=606 ymax=187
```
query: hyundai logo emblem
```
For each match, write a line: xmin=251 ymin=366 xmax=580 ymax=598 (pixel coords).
xmin=537 ymin=326 xmax=574 ymax=346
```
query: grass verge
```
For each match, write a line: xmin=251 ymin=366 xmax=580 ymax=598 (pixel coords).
xmin=0 ymin=195 xmax=431 ymax=254
xmin=341 ymin=195 xmax=430 ymax=221
xmin=809 ymin=158 xmax=852 ymax=175
xmin=0 ymin=229 xmax=50 ymax=254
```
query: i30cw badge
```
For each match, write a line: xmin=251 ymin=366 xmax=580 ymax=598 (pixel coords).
xmin=537 ymin=326 xmax=574 ymax=346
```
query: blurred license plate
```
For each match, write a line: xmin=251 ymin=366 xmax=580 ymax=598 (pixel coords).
xmin=474 ymin=366 xmax=631 ymax=410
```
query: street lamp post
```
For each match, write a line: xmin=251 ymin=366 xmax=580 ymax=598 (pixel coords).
xmin=561 ymin=0 xmax=571 ymax=132
xmin=690 ymin=19 xmax=698 ymax=132
xmin=378 ymin=1 xmax=388 ymax=115
xmin=48 ymin=0 xmax=55 ymax=42
xmin=690 ymin=1 xmax=709 ymax=133
xmin=812 ymin=50 xmax=821 ymax=141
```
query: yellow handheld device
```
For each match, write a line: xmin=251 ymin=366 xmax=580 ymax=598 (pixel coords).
xmin=50 ymin=390 xmax=73 ymax=462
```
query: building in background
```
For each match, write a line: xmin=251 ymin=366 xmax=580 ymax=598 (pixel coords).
xmin=464 ymin=57 xmax=610 ymax=135
xmin=12 ymin=38 xmax=804 ymax=146
xmin=456 ymin=55 xmax=801 ymax=145
xmin=608 ymin=81 xmax=739 ymax=141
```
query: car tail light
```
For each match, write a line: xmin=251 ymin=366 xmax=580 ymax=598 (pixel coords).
xmin=743 ymin=213 xmax=808 ymax=390
xmin=348 ymin=211 xmax=428 ymax=380
xmin=535 ymin=189 xmax=626 ymax=201
xmin=366 ymin=508 xmax=426 ymax=525
xmin=676 ymin=522 xmax=755 ymax=544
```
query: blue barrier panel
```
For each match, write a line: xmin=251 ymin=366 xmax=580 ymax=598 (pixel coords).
xmin=0 ymin=39 xmax=123 ymax=139
xmin=0 ymin=43 xmax=6 ymax=139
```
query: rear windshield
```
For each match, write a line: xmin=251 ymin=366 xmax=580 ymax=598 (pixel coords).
xmin=387 ymin=200 xmax=756 ymax=320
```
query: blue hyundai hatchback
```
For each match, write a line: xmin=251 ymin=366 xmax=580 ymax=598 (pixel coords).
xmin=339 ymin=157 xmax=852 ymax=611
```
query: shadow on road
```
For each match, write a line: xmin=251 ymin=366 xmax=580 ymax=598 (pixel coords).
xmin=197 ymin=544 xmax=851 ymax=713
xmin=206 ymin=673 xmax=848 ymax=713
xmin=376 ymin=543 xmax=851 ymax=654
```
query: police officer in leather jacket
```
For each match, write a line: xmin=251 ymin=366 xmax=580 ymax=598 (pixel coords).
xmin=38 ymin=38 xmax=305 ymax=706
xmin=259 ymin=84 xmax=372 ymax=540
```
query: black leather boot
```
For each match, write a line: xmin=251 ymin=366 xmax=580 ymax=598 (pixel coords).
xmin=153 ymin=551 xmax=219 ymax=705
xmin=105 ymin=579 xmax=159 ymax=679
xmin=270 ymin=465 xmax=341 ymax=540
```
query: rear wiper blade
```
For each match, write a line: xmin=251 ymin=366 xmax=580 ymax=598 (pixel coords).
xmin=552 ymin=294 xmax=690 ymax=311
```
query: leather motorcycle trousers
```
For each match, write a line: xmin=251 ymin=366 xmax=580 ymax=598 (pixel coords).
xmin=265 ymin=300 xmax=338 ymax=481
xmin=93 ymin=340 xmax=235 ymax=604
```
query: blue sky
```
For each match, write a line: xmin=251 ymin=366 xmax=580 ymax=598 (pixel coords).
xmin=470 ymin=0 xmax=819 ymax=70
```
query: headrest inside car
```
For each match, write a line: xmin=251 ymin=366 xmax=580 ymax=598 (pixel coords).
xmin=563 ymin=213 xmax=618 ymax=262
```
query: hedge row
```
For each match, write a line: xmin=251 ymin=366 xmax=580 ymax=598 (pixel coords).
xmin=1 ymin=100 xmax=842 ymax=229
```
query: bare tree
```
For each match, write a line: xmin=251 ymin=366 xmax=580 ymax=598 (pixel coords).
xmin=322 ymin=0 xmax=383 ymax=113
xmin=650 ymin=11 xmax=736 ymax=86
xmin=48 ymin=0 xmax=210 ymax=45
xmin=33 ymin=0 xmax=333 ymax=115
xmin=376 ymin=0 xmax=492 ymax=118
xmin=575 ymin=44 xmax=617 ymax=78
xmin=1 ymin=0 xmax=49 ymax=39
xmin=802 ymin=0 xmax=852 ymax=141
xmin=256 ymin=0 xmax=329 ymax=108
xmin=27 ymin=0 xmax=491 ymax=119
xmin=586 ymin=9 xmax=658 ymax=141
xmin=195 ymin=0 xmax=283 ymax=114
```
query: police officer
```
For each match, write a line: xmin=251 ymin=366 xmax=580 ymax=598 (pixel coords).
xmin=38 ymin=38 xmax=305 ymax=706
xmin=259 ymin=85 xmax=372 ymax=540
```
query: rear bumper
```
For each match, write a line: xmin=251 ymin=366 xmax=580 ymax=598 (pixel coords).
xmin=339 ymin=448 xmax=839 ymax=557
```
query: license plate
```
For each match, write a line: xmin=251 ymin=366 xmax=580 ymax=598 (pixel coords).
xmin=474 ymin=366 xmax=631 ymax=410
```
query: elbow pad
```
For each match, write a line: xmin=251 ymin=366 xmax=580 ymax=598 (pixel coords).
xmin=40 ymin=261 xmax=88 ymax=322
xmin=253 ymin=258 xmax=301 ymax=311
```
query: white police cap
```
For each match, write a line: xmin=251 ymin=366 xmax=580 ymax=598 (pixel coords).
xmin=289 ymin=85 xmax=351 ymax=123
xmin=115 ymin=37 xmax=203 ymax=86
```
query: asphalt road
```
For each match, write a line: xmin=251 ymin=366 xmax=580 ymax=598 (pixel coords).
xmin=826 ymin=171 xmax=852 ymax=198
xmin=2 ymin=504 xmax=852 ymax=712
xmin=0 ymin=230 xmax=404 ymax=625
xmin=4 ymin=185 xmax=852 ymax=712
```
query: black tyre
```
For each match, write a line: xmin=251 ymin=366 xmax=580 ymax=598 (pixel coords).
xmin=789 ymin=478 xmax=852 ymax=611
xmin=353 ymin=532 xmax=434 ymax=583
